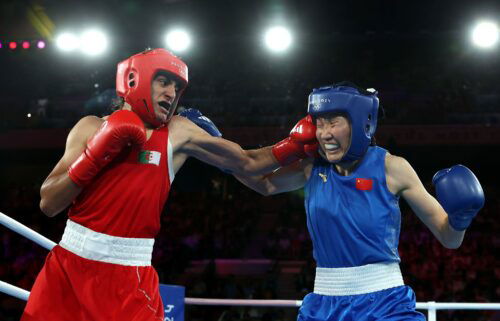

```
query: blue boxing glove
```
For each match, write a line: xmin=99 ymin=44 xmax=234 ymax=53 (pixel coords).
xmin=178 ymin=108 xmax=222 ymax=137
xmin=432 ymin=165 xmax=485 ymax=231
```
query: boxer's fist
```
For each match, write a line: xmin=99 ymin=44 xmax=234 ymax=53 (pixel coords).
xmin=272 ymin=115 xmax=318 ymax=166
xmin=304 ymin=142 xmax=320 ymax=158
xmin=68 ymin=110 xmax=146 ymax=187
xmin=432 ymin=165 xmax=485 ymax=231
xmin=179 ymin=108 xmax=222 ymax=137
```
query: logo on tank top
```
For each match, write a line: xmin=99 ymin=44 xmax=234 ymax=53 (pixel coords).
xmin=355 ymin=178 xmax=373 ymax=190
xmin=318 ymin=173 xmax=328 ymax=183
xmin=138 ymin=150 xmax=161 ymax=166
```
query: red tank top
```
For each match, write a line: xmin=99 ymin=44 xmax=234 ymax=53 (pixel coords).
xmin=68 ymin=126 xmax=173 ymax=238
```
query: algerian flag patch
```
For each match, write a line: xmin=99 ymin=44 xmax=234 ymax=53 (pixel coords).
xmin=138 ymin=150 xmax=161 ymax=166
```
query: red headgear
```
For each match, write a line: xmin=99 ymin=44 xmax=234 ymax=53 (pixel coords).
xmin=116 ymin=48 xmax=188 ymax=127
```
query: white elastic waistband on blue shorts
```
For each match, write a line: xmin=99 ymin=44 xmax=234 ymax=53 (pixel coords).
xmin=313 ymin=262 xmax=404 ymax=296
xmin=59 ymin=219 xmax=154 ymax=266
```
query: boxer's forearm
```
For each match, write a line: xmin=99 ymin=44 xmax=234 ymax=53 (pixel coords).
xmin=240 ymin=147 xmax=280 ymax=175
xmin=40 ymin=173 xmax=82 ymax=217
xmin=234 ymin=160 xmax=309 ymax=196
xmin=439 ymin=219 xmax=466 ymax=249
xmin=234 ymin=174 xmax=274 ymax=196
xmin=180 ymin=123 xmax=280 ymax=176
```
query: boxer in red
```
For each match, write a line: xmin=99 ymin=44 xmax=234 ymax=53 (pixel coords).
xmin=22 ymin=48 xmax=317 ymax=321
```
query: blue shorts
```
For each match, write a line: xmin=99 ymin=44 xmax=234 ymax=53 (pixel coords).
xmin=297 ymin=286 xmax=425 ymax=321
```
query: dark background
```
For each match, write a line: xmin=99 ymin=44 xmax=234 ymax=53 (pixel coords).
xmin=0 ymin=0 xmax=499 ymax=320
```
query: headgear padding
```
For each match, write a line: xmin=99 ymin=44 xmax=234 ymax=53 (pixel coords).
xmin=116 ymin=48 xmax=188 ymax=127
xmin=307 ymin=82 xmax=379 ymax=162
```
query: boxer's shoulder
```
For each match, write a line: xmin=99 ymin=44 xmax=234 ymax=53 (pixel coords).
xmin=69 ymin=116 xmax=104 ymax=140
xmin=166 ymin=115 xmax=193 ymax=151
xmin=168 ymin=115 xmax=207 ymax=141
xmin=385 ymin=152 xmax=409 ymax=174
xmin=384 ymin=153 xmax=415 ymax=195
xmin=76 ymin=115 xmax=104 ymax=129
xmin=169 ymin=114 xmax=195 ymax=129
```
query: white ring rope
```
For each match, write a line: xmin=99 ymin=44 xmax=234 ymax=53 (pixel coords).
xmin=0 ymin=212 xmax=56 ymax=250
xmin=0 ymin=281 xmax=30 ymax=301
xmin=2 ymin=280 xmax=500 ymax=312
xmin=185 ymin=298 xmax=303 ymax=307
xmin=1 ymin=212 xmax=500 ymax=317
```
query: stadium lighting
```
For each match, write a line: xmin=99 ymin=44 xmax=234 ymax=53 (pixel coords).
xmin=471 ymin=20 xmax=499 ymax=49
xmin=165 ymin=29 xmax=191 ymax=53
xmin=56 ymin=32 xmax=80 ymax=52
xmin=264 ymin=26 xmax=292 ymax=53
xmin=80 ymin=29 xmax=109 ymax=56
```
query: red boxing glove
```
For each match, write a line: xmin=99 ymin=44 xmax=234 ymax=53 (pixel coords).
xmin=304 ymin=142 xmax=320 ymax=158
xmin=272 ymin=115 xmax=318 ymax=166
xmin=68 ymin=110 xmax=146 ymax=187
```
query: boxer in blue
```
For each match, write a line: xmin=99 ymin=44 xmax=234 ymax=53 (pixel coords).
xmin=236 ymin=82 xmax=485 ymax=320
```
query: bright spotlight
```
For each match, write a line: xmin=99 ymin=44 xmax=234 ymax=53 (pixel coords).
xmin=80 ymin=29 xmax=108 ymax=56
xmin=471 ymin=20 xmax=499 ymax=49
xmin=165 ymin=29 xmax=191 ymax=53
xmin=37 ymin=40 xmax=46 ymax=49
xmin=264 ymin=26 xmax=292 ymax=53
xmin=56 ymin=33 xmax=80 ymax=52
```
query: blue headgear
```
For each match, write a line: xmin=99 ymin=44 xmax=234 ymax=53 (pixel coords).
xmin=307 ymin=82 xmax=379 ymax=162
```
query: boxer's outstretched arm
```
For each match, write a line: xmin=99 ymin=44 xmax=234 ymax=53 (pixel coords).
xmin=39 ymin=116 xmax=102 ymax=217
xmin=171 ymin=116 xmax=278 ymax=175
xmin=234 ymin=159 xmax=313 ymax=196
xmin=386 ymin=154 xmax=465 ymax=249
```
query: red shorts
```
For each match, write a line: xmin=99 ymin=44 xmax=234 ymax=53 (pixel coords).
xmin=21 ymin=245 xmax=164 ymax=321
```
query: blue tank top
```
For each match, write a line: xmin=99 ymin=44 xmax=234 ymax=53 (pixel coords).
xmin=304 ymin=146 xmax=401 ymax=268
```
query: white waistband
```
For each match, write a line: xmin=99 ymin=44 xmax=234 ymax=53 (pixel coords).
xmin=59 ymin=219 xmax=154 ymax=266
xmin=314 ymin=262 xmax=404 ymax=296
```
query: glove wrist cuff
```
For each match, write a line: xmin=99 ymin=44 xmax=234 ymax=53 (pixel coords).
xmin=68 ymin=151 xmax=99 ymax=187
xmin=272 ymin=139 xmax=302 ymax=167
xmin=448 ymin=216 xmax=471 ymax=231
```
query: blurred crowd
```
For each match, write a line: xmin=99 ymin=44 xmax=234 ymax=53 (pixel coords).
xmin=2 ymin=76 xmax=499 ymax=131
xmin=0 ymin=165 xmax=498 ymax=320
xmin=1 ymin=9 xmax=499 ymax=321
xmin=1 ymin=46 xmax=499 ymax=131
xmin=0 ymin=43 xmax=499 ymax=320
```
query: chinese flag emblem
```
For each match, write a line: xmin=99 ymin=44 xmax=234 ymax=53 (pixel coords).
xmin=356 ymin=178 xmax=373 ymax=191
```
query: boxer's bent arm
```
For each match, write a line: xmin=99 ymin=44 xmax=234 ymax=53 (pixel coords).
xmin=234 ymin=159 xmax=313 ymax=196
xmin=176 ymin=118 xmax=279 ymax=175
xmin=386 ymin=154 xmax=465 ymax=249
xmin=40 ymin=116 xmax=102 ymax=217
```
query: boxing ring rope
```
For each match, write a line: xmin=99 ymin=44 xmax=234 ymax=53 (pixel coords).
xmin=1 ymin=212 xmax=500 ymax=321
xmin=0 ymin=281 xmax=30 ymax=301
xmin=0 ymin=212 xmax=56 ymax=251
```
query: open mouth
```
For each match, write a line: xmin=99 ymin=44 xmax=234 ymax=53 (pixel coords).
xmin=158 ymin=101 xmax=172 ymax=122
xmin=158 ymin=101 xmax=171 ymax=109
xmin=159 ymin=101 xmax=172 ymax=114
